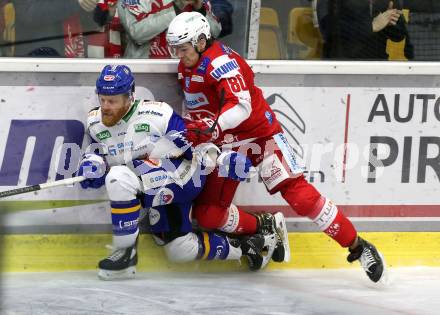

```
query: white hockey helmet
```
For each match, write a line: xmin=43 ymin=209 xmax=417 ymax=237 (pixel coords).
xmin=166 ymin=12 xmax=211 ymax=48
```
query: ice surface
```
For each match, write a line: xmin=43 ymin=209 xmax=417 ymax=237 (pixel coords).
xmin=1 ymin=268 xmax=439 ymax=315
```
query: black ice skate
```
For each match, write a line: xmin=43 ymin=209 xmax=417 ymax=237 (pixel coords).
xmin=256 ymin=212 xmax=291 ymax=262
xmin=241 ymin=233 xmax=277 ymax=271
xmin=347 ymin=237 xmax=385 ymax=283
xmin=98 ymin=240 xmax=138 ymax=280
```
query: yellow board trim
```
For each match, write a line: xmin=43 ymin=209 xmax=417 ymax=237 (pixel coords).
xmin=2 ymin=232 xmax=440 ymax=272
xmin=111 ymin=204 xmax=141 ymax=214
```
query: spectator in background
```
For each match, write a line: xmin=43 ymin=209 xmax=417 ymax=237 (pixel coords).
xmin=211 ymin=0 xmax=233 ymax=38
xmin=318 ymin=0 xmax=413 ymax=60
xmin=0 ymin=0 xmax=15 ymax=56
xmin=91 ymin=0 xmax=123 ymax=57
xmin=12 ymin=0 xmax=98 ymax=57
xmin=94 ymin=0 xmax=221 ymax=59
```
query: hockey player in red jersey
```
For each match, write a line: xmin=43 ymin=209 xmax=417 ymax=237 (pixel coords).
xmin=166 ymin=11 xmax=386 ymax=283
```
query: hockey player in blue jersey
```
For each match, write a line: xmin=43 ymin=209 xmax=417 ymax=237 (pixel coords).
xmin=78 ymin=64 xmax=287 ymax=280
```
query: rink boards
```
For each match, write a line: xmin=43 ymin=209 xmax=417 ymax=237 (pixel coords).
xmin=3 ymin=232 xmax=440 ymax=272
xmin=1 ymin=60 xmax=440 ymax=271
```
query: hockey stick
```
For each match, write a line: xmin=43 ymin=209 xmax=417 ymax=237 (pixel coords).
xmin=0 ymin=176 xmax=86 ymax=199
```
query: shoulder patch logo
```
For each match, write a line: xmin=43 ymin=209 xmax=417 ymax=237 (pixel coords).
xmin=96 ymin=130 xmax=111 ymax=140
xmin=197 ymin=57 xmax=211 ymax=75
xmin=134 ymin=123 xmax=150 ymax=133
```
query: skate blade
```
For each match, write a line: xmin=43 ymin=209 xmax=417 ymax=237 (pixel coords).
xmin=375 ymin=251 xmax=389 ymax=287
xmin=98 ymin=266 xmax=137 ymax=281
xmin=260 ymin=234 xmax=278 ymax=269
xmin=274 ymin=212 xmax=291 ymax=262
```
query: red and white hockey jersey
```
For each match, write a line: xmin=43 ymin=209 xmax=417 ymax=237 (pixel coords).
xmin=178 ymin=41 xmax=282 ymax=146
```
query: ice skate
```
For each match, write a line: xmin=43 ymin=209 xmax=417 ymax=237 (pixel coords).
xmin=98 ymin=241 xmax=138 ymax=280
xmin=347 ymin=237 xmax=386 ymax=283
xmin=241 ymin=233 xmax=277 ymax=271
xmin=256 ymin=212 xmax=290 ymax=262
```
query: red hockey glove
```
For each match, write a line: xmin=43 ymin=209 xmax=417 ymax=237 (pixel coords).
xmin=184 ymin=118 xmax=221 ymax=146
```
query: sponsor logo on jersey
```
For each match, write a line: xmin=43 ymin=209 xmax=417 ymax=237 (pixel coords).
xmin=145 ymin=101 xmax=163 ymax=107
xmin=150 ymin=173 xmax=168 ymax=184
xmin=141 ymin=170 xmax=169 ymax=189
xmin=108 ymin=141 xmax=134 ymax=155
xmin=96 ymin=130 xmax=111 ymax=140
xmin=183 ymin=91 xmax=209 ymax=108
xmin=134 ymin=123 xmax=150 ymax=132
xmin=119 ymin=218 xmax=139 ymax=230
xmin=191 ymin=75 xmax=204 ymax=83
xmin=138 ymin=109 xmax=163 ymax=117
xmin=210 ymin=59 xmax=239 ymax=80
xmin=179 ymin=163 xmax=192 ymax=180
xmin=108 ymin=145 xmax=117 ymax=156
xmin=197 ymin=57 xmax=210 ymax=74
xmin=265 ymin=111 xmax=273 ymax=125
xmin=261 ymin=160 xmax=282 ymax=183
xmin=326 ymin=223 xmax=340 ymax=237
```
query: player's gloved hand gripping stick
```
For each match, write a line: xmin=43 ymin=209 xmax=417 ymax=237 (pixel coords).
xmin=185 ymin=89 xmax=225 ymax=146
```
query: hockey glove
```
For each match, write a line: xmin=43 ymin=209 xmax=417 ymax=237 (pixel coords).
xmin=78 ymin=154 xmax=107 ymax=189
xmin=217 ymin=150 xmax=252 ymax=181
xmin=185 ymin=118 xmax=221 ymax=146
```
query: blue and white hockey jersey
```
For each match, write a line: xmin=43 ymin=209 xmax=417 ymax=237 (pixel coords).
xmin=87 ymin=100 xmax=191 ymax=166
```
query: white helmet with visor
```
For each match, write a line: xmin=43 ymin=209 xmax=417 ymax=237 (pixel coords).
xmin=166 ymin=11 xmax=211 ymax=55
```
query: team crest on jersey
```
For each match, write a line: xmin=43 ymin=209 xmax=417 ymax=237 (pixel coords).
xmin=185 ymin=77 xmax=191 ymax=89
xmin=221 ymin=43 xmax=232 ymax=55
xmin=197 ymin=57 xmax=211 ymax=74
xmin=153 ymin=188 xmax=174 ymax=205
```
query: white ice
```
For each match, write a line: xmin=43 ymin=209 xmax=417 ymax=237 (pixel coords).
xmin=1 ymin=268 xmax=439 ymax=315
